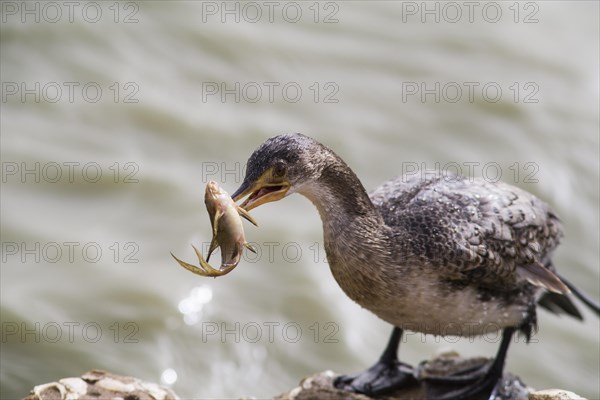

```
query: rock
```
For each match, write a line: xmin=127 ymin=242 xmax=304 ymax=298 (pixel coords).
xmin=23 ymin=370 xmax=178 ymax=400
xmin=274 ymin=370 xmax=377 ymax=400
xmin=529 ymin=389 xmax=586 ymax=400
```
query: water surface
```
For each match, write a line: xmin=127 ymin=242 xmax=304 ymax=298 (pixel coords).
xmin=1 ymin=2 xmax=598 ymax=398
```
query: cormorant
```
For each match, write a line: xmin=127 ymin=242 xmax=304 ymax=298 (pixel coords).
xmin=231 ymin=133 xmax=599 ymax=398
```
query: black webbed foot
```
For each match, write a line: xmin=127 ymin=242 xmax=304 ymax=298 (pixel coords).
xmin=334 ymin=327 xmax=418 ymax=395
xmin=334 ymin=360 xmax=417 ymax=395
xmin=423 ymin=328 xmax=516 ymax=400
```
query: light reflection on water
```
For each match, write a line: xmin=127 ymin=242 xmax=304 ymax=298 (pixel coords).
xmin=160 ymin=368 xmax=178 ymax=386
xmin=178 ymin=285 xmax=214 ymax=326
xmin=1 ymin=1 xmax=598 ymax=399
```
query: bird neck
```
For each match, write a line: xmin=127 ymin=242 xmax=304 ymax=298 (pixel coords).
xmin=297 ymin=157 xmax=394 ymax=308
xmin=297 ymin=158 xmax=388 ymax=257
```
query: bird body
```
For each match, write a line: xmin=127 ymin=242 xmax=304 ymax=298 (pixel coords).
xmin=294 ymin=144 xmax=565 ymax=337
xmin=231 ymin=133 xmax=598 ymax=396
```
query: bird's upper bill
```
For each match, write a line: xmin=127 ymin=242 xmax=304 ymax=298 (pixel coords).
xmin=231 ymin=168 xmax=290 ymax=211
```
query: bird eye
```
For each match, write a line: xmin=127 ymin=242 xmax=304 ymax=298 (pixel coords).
xmin=273 ymin=161 xmax=287 ymax=177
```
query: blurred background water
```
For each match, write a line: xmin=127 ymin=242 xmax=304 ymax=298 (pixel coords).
xmin=1 ymin=1 xmax=598 ymax=398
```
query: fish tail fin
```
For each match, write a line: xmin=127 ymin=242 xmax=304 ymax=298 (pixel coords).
xmin=171 ymin=249 xmax=213 ymax=276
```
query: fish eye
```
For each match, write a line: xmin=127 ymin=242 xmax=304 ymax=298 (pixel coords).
xmin=273 ymin=161 xmax=287 ymax=178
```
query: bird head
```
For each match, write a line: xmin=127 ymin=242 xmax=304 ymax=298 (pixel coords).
xmin=232 ymin=133 xmax=331 ymax=211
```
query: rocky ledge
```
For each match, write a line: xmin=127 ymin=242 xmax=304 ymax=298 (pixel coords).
xmin=23 ymin=370 xmax=178 ymax=400
xmin=23 ymin=354 xmax=585 ymax=400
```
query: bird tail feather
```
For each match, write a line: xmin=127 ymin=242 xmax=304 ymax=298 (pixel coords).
xmin=538 ymin=291 xmax=582 ymax=320
xmin=518 ymin=262 xmax=570 ymax=294
xmin=555 ymin=272 xmax=600 ymax=317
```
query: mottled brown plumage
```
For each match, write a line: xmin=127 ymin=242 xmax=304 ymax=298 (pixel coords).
xmin=371 ymin=172 xmax=567 ymax=292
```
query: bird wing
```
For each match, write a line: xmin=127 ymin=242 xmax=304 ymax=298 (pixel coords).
xmin=369 ymin=171 xmax=564 ymax=290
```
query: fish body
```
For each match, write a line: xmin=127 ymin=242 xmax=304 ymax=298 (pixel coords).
xmin=205 ymin=180 xmax=257 ymax=266
xmin=171 ymin=181 xmax=256 ymax=277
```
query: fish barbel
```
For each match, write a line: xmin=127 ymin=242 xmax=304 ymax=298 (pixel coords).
xmin=171 ymin=181 xmax=257 ymax=277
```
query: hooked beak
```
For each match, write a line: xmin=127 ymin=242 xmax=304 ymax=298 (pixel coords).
xmin=232 ymin=172 xmax=290 ymax=211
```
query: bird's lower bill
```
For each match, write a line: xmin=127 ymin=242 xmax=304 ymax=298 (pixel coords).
xmin=233 ymin=181 xmax=289 ymax=211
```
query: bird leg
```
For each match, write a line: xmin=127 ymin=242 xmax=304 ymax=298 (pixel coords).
xmin=333 ymin=327 xmax=418 ymax=395
xmin=423 ymin=328 xmax=515 ymax=400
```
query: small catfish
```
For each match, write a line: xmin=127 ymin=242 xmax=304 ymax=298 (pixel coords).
xmin=171 ymin=181 xmax=257 ymax=277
